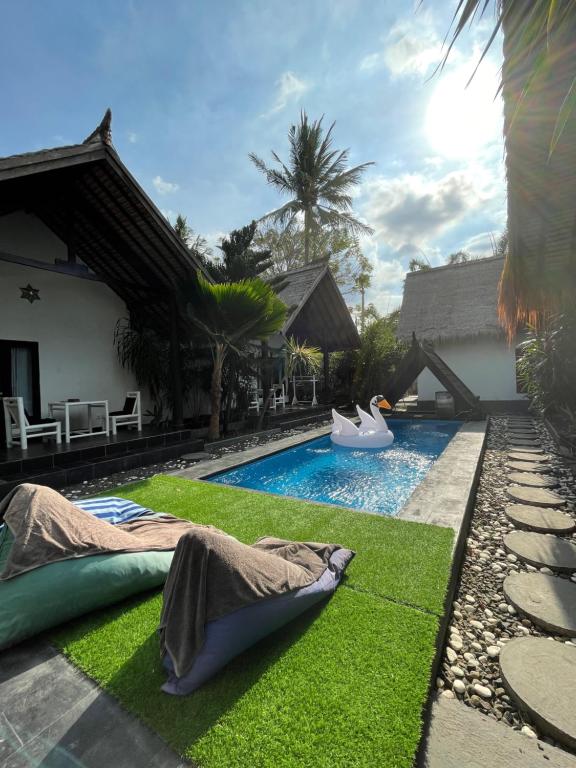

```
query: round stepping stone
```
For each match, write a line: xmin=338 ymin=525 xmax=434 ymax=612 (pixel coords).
xmin=508 ymin=451 xmax=548 ymax=462
xmin=510 ymin=439 xmax=542 ymax=447
xmin=503 ymin=572 xmax=576 ymax=635
xmin=500 ymin=637 xmax=576 ymax=749
xmin=507 ymin=461 xmax=549 ymax=473
xmin=508 ymin=446 xmax=545 ymax=455
xmin=508 ymin=472 xmax=557 ymax=488
xmin=504 ymin=530 xmax=576 ymax=572
xmin=506 ymin=485 xmax=566 ymax=507
xmin=505 ymin=504 xmax=576 ymax=534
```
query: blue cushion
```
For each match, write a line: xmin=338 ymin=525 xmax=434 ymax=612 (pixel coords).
xmin=161 ymin=547 xmax=355 ymax=695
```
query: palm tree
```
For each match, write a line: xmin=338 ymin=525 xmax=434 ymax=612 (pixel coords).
xmin=185 ymin=274 xmax=287 ymax=441
xmin=173 ymin=213 xmax=213 ymax=271
xmin=249 ymin=112 xmax=375 ymax=263
xmin=284 ymin=336 xmax=322 ymax=380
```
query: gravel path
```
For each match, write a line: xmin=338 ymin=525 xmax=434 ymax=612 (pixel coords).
xmin=438 ymin=415 xmax=576 ymax=747
xmin=59 ymin=420 xmax=332 ymax=502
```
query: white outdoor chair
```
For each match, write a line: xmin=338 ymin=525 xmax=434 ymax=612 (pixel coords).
xmin=248 ymin=389 xmax=262 ymax=415
xmin=3 ymin=397 xmax=62 ymax=451
xmin=109 ymin=391 xmax=142 ymax=435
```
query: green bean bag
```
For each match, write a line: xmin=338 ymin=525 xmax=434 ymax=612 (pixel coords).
xmin=0 ymin=524 xmax=173 ymax=650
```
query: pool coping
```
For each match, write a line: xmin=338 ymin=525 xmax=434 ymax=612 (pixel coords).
xmin=170 ymin=419 xmax=487 ymax=537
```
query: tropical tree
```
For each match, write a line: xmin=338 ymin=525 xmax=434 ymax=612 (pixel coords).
xmin=354 ymin=263 xmax=372 ymax=333
xmin=249 ymin=112 xmax=374 ymax=263
xmin=255 ymin=221 xmax=371 ymax=295
xmin=408 ymin=258 xmax=431 ymax=272
xmin=447 ymin=250 xmax=471 ymax=265
xmin=185 ymin=274 xmax=287 ymax=441
xmin=352 ymin=310 xmax=406 ymax=405
xmin=173 ymin=213 xmax=213 ymax=270
xmin=211 ymin=221 xmax=274 ymax=282
xmin=284 ymin=336 xmax=322 ymax=380
xmin=113 ymin=316 xmax=211 ymax=425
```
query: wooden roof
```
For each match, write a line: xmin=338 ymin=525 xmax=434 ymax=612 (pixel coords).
xmin=274 ymin=262 xmax=360 ymax=351
xmin=0 ymin=111 xmax=208 ymax=328
xmin=397 ymin=256 xmax=505 ymax=343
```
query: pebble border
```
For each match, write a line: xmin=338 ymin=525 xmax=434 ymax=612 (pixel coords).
xmin=437 ymin=415 xmax=576 ymax=749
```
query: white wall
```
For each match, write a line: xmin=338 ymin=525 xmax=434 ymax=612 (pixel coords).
xmin=417 ymin=338 xmax=525 ymax=402
xmin=0 ymin=213 xmax=144 ymax=426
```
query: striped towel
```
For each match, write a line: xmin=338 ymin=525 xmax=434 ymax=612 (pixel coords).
xmin=73 ymin=496 xmax=151 ymax=525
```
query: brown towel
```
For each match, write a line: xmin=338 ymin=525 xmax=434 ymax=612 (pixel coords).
xmin=159 ymin=528 xmax=343 ymax=677
xmin=0 ymin=484 xmax=205 ymax=580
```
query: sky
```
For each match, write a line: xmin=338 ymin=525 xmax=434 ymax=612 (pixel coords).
xmin=1 ymin=0 xmax=506 ymax=312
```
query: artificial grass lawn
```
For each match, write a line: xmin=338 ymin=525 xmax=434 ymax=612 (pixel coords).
xmin=53 ymin=475 xmax=454 ymax=768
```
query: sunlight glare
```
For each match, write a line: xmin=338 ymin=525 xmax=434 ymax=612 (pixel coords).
xmin=425 ymin=59 xmax=503 ymax=158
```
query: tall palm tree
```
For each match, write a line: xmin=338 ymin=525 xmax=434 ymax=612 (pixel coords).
xmin=186 ymin=274 xmax=287 ymax=441
xmin=438 ymin=1 xmax=576 ymax=337
xmin=249 ymin=112 xmax=375 ymax=263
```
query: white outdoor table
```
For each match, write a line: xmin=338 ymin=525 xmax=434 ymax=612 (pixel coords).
xmin=48 ymin=400 xmax=110 ymax=443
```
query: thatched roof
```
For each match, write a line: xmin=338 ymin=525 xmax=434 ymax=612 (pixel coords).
xmin=0 ymin=110 xmax=209 ymax=331
xmin=274 ymin=262 xmax=360 ymax=351
xmin=499 ymin=6 xmax=576 ymax=335
xmin=397 ymin=256 xmax=505 ymax=343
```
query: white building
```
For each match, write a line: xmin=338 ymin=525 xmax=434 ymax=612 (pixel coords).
xmin=396 ymin=256 xmax=527 ymax=414
xmin=0 ymin=111 xmax=206 ymax=432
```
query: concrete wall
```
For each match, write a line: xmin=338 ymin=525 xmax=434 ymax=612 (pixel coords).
xmin=417 ymin=338 xmax=526 ymax=403
xmin=0 ymin=212 xmax=143 ymax=426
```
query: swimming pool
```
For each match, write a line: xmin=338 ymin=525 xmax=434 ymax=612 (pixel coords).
xmin=208 ymin=419 xmax=461 ymax=516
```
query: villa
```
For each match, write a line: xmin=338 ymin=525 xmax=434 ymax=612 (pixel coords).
xmin=396 ymin=255 xmax=527 ymax=414
xmin=1 ymin=2 xmax=576 ymax=766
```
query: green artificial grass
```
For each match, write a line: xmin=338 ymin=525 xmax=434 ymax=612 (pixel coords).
xmin=53 ymin=475 xmax=454 ymax=768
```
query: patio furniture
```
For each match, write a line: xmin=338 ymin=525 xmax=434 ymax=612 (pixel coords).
xmin=109 ymin=391 xmax=142 ymax=435
xmin=49 ymin=399 xmax=110 ymax=443
xmin=3 ymin=397 xmax=62 ymax=451
xmin=248 ymin=388 xmax=263 ymax=415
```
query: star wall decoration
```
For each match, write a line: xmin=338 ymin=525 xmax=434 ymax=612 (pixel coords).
xmin=20 ymin=284 xmax=41 ymax=303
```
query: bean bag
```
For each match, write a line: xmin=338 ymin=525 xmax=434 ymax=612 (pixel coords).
xmin=0 ymin=498 xmax=175 ymax=651
xmin=161 ymin=547 xmax=354 ymax=695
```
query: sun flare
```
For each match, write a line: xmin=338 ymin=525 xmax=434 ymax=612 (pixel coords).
xmin=425 ymin=59 xmax=503 ymax=158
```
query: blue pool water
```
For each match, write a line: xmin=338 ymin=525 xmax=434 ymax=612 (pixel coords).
xmin=208 ymin=419 xmax=461 ymax=516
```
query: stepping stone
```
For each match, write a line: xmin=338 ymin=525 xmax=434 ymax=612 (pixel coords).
xmin=508 ymin=431 xmax=538 ymax=438
xmin=508 ymin=447 xmax=545 ymax=455
xmin=181 ymin=452 xmax=216 ymax=461
xmin=508 ymin=451 xmax=548 ymax=462
xmin=503 ymin=572 xmax=576 ymax=636
xmin=507 ymin=461 xmax=549 ymax=472
xmin=509 ymin=439 xmax=542 ymax=447
xmin=500 ymin=637 xmax=576 ymax=749
xmin=508 ymin=471 xmax=557 ymax=488
xmin=505 ymin=504 xmax=576 ymax=534
xmin=506 ymin=485 xmax=566 ymax=507
xmin=504 ymin=530 xmax=576 ymax=572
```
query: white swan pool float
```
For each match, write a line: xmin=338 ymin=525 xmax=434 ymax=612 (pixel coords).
xmin=331 ymin=395 xmax=394 ymax=449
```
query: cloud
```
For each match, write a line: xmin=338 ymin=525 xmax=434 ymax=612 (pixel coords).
xmin=360 ymin=170 xmax=486 ymax=253
xmin=262 ymin=71 xmax=310 ymax=118
xmin=127 ymin=131 xmax=138 ymax=144
xmin=153 ymin=175 xmax=179 ymax=195
xmin=359 ymin=12 xmax=442 ymax=78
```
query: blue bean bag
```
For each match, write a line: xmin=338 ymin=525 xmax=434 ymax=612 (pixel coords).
xmin=161 ymin=547 xmax=354 ymax=695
